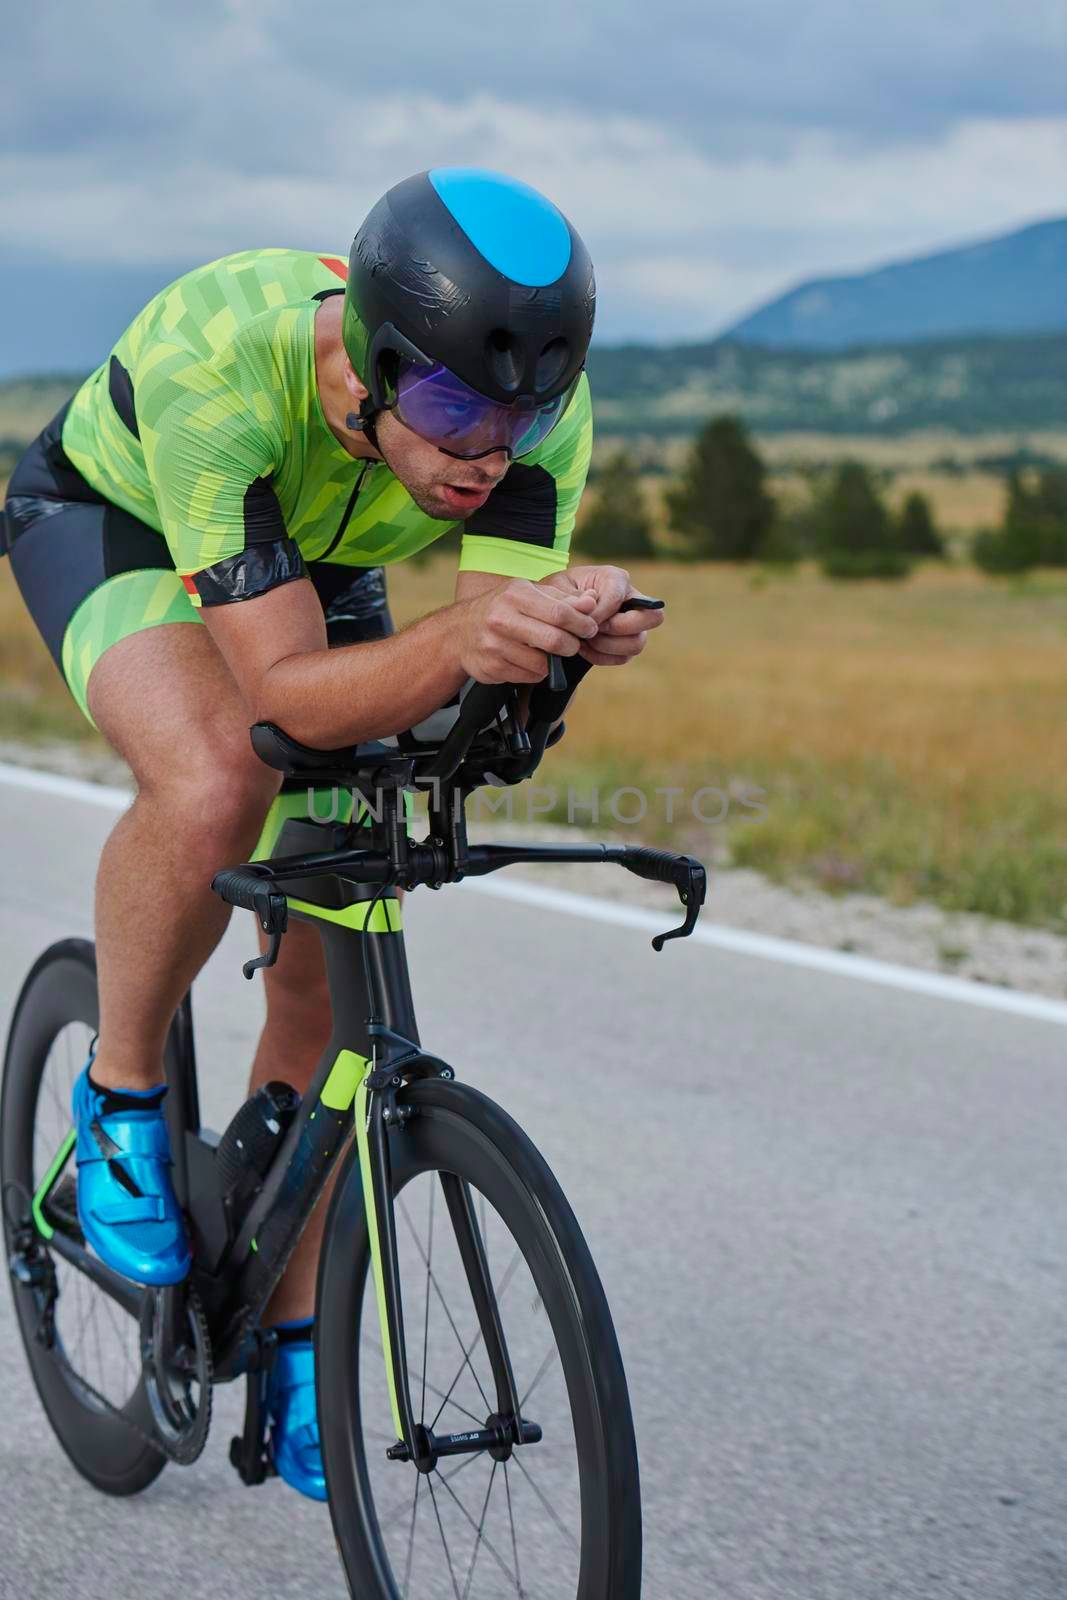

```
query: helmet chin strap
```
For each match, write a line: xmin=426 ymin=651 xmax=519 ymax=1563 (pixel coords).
xmin=345 ymin=403 xmax=382 ymax=456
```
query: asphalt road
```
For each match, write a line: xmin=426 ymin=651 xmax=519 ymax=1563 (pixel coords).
xmin=2 ymin=777 xmax=1066 ymax=1600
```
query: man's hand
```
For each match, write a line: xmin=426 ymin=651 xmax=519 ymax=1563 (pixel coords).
xmin=454 ymin=578 xmax=599 ymax=683
xmin=540 ymin=564 xmax=664 ymax=668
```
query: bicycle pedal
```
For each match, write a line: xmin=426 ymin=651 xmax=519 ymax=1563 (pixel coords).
xmin=228 ymin=1432 xmax=276 ymax=1486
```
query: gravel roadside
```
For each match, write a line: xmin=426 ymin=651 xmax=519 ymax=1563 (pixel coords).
xmin=2 ymin=737 xmax=1064 ymax=1001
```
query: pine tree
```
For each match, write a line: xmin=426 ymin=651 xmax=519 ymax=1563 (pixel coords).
xmin=817 ymin=461 xmax=910 ymax=579
xmin=975 ymin=467 xmax=1067 ymax=573
xmin=896 ymin=491 xmax=944 ymax=558
xmin=666 ymin=415 xmax=774 ymax=560
xmin=574 ymin=451 xmax=655 ymax=560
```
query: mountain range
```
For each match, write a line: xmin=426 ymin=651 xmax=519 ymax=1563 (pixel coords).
xmin=2 ymin=220 xmax=1064 ymax=447
xmin=724 ymin=219 xmax=1066 ymax=350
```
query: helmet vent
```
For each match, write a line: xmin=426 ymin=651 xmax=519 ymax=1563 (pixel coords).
xmin=485 ymin=330 xmax=523 ymax=393
xmin=536 ymin=338 xmax=570 ymax=391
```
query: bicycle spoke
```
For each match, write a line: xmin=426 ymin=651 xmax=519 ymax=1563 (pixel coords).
xmin=100 ymin=1296 xmax=135 ymax=1387
xmin=519 ymin=1343 xmax=560 ymax=1412
xmin=374 ymin=1449 xmax=486 ymax=1533
xmin=429 ymin=1249 xmax=523 ymax=1433
xmin=362 ymin=1331 xmax=485 ymax=1429
xmin=512 ymin=1452 xmax=580 ymax=1553
xmin=402 ymin=1472 xmax=421 ymax=1599
xmin=463 ymin=1459 xmax=497 ymax=1599
xmin=43 ymin=1071 xmax=67 ymax=1137
xmin=504 ymin=1462 xmax=525 ymax=1600
xmin=88 ymin=1291 xmax=105 ymax=1400
xmin=436 ymin=1465 xmax=520 ymax=1593
xmin=426 ymin=1472 xmax=463 ymax=1600
xmin=398 ymin=1199 xmax=491 ymax=1416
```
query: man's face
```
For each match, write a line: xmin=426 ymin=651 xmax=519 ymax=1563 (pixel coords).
xmin=372 ymin=409 xmax=509 ymax=521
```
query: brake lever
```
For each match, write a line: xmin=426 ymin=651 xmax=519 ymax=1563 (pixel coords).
xmin=618 ymin=846 xmax=707 ymax=950
xmin=652 ymin=859 xmax=708 ymax=951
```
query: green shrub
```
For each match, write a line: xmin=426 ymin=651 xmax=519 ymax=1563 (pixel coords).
xmin=574 ymin=450 xmax=656 ymax=559
xmin=972 ymin=527 xmax=1036 ymax=574
xmin=821 ymin=548 xmax=912 ymax=580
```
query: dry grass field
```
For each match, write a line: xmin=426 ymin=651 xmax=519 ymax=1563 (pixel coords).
xmin=387 ymin=558 xmax=1067 ymax=930
xmin=1 ymin=532 xmax=1064 ymax=932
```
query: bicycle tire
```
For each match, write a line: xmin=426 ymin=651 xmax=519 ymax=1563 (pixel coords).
xmin=317 ymin=1076 xmax=642 ymax=1599
xmin=1 ymin=939 xmax=165 ymax=1495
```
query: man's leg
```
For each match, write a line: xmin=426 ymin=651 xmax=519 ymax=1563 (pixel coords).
xmin=86 ymin=621 xmax=282 ymax=1093
xmin=87 ymin=620 xmax=337 ymax=1315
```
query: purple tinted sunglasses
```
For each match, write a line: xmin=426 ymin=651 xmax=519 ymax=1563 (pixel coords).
xmin=390 ymin=358 xmax=576 ymax=460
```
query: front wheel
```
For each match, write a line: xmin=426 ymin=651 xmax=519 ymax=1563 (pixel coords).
xmin=317 ymin=1077 xmax=642 ymax=1599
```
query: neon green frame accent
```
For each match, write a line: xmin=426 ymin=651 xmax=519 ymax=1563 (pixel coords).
xmin=251 ymin=786 xmax=415 ymax=865
xmin=31 ymin=1128 xmax=76 ymax=1240
xmin=354 ymin=1067 xmax=405 ymax=1440
xmin=321 ymin=1047 xmax=368 ymax=1112
xmin=286 ymin=896 xmax=402 ymax=932
xmin=251 ymin=787 xmax=357 ymax=863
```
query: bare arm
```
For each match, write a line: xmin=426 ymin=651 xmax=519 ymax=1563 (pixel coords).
xmin=201 ymin=574 xmax=599 ymax=748
xmin=455 ymin=569 xmax=508 ymax=603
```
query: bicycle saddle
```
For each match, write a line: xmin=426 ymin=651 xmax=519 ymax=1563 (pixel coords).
xmin=250 ymin=723 xmax=409 ymax=784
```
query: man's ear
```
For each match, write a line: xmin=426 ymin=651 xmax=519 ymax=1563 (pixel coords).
xmin=343 ymin=357 xmax=369 ymax=406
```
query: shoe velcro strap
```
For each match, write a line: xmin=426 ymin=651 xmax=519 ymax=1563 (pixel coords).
xmin=92 ymin=1196 xmax=167 ymax=1225
xmin=89 ymin=1119 xmax=148 ymax=1199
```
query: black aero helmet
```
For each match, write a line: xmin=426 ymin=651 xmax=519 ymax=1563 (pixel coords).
xmin=342 ymin=168 xmax=595 ymax=455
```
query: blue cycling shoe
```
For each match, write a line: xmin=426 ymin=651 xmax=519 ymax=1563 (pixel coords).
xmin=72 ymin=1062 xmax=191 ymax=1286
xmin=267 ymin=1327 xmax=327 ymax=1502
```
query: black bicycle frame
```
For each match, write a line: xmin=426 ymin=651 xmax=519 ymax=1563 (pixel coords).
xmin=27 ymin=715 xmax=704 ymax=1469
xmin=181 ymin=794 xmax=526 ymax=1470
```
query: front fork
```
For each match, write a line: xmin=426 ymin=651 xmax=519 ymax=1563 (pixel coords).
xmin=358 ymin=1030 xmax=538 ymax=1472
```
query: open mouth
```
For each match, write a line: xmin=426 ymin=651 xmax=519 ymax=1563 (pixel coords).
xmin=439 ymin=482 xmax=492 ymax=513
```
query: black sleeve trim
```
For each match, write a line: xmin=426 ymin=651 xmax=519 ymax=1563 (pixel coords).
xmin=243 ymin=476 xmax=288 ymax=545
xmin=191 ymin=537 xmax=308 ymax=606
xmin=464 ymin=463 xmax=557 ymax=549
xmin=108 ymin=356 xmax=140 ymax=439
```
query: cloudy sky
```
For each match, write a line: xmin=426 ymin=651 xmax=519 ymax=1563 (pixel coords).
xmin=2 ymin=0 xmax=1064 ymax=374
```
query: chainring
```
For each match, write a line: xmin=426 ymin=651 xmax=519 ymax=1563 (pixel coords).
xmin=139 ymin=1283 xmax=213 ymax=1465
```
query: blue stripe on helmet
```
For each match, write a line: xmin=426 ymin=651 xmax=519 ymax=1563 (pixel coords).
xmin=428 ymin=168 xmax=572 ymax=288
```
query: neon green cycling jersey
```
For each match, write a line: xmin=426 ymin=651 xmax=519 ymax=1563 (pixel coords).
xmin=61 ymin=249 xmax=592 ymax=608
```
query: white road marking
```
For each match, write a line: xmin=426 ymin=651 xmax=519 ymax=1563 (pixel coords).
xmin=460 ymin=876 xmax=1067 ymax=1026
xmin=0 ymin=761 xmax=131 ymax=810
xmin=1 ymin=760 xmax=1064 ymax=1027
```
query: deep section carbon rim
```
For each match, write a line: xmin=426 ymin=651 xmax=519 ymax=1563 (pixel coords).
xmin=1 ymin=941 xmax=164 ymax=1494
xmin=318 ymin=1079 xmax=641 ymax=1599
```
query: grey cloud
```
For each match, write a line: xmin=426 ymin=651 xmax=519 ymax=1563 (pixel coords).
xmin=4 ymin=0 xmax=1064 ymax=172
xmin=1 ymin=0 xmax=1062 ymax=368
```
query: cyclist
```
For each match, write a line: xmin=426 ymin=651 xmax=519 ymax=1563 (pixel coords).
xmin=1 ymin=168 xmax=661 ymax=1498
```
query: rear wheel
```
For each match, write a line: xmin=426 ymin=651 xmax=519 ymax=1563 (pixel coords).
xmin=1 ymin=940 xmax=165 ymax=1495
xmin=317 ymin=1077 xmax=642 ymax=1599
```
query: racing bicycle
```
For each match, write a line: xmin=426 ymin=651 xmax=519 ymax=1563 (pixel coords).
xmin=2 ymin=611 xmax=707 ymax=1598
